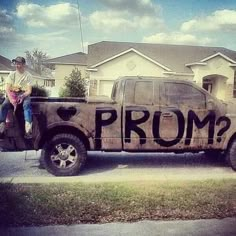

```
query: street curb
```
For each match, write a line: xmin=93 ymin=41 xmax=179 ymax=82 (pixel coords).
xmin=1 ymin=173 xmax=236 ymax=184
xmin=1 ymin=218 xmax=236 ymax=236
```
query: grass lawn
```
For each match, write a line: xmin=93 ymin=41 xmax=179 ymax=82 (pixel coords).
xmin=0 ymin=179 xmax=235 ymax=226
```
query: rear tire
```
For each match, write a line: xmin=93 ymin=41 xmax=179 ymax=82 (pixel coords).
xmin=226 ymin=140 xmax=236 ymax=171
xmin=42 ymin=133 xmax=87 ymax=176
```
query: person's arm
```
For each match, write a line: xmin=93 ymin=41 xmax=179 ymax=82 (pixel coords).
xmin=5 ymin=74 xmax=17 ymax=106
xmin=22 ymin=84 xmax=32 ymax=97
xmin=18 ymin=73 xmax=32 ymax=103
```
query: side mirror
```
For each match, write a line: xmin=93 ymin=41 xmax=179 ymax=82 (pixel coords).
xmin=207 ymin=99 xmax=215 ymax=111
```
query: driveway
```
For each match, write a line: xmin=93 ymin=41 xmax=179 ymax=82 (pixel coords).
xmin=0 ymin=151 xmax=235 ymax=183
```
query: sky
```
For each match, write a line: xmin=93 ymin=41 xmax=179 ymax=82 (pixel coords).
xmin=0 ymin=0 xmax=236 ymax=60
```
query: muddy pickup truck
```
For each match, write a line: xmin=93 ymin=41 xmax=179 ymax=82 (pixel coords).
xmin=0 ymin=76 xmax=236 ymax=176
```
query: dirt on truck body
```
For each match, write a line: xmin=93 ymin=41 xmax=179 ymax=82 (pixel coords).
xmin=0 ymin=76 xmax=236 ymax=176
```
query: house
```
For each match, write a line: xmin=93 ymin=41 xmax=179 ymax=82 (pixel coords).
xmin=87 ymin=41 xmax=236 ymax=101
xmin=0 ymin=55 xmax=55 ymax=94
xmin=45 ymin=52 xmax=88 ymax=96
xmin=0 ymin=55 xmax=14 ymax=92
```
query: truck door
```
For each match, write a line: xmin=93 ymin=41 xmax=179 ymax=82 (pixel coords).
xmin=160 ymin=81 xmax=220 ymax=150
xmin=123 ymin=79 xmax=160 ymax=150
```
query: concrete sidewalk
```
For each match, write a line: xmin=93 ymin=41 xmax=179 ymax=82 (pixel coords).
xmin=1 ymin=172 xmax=236 ymax=184
xmin=1 ymin=218 xmax=236 ymax=236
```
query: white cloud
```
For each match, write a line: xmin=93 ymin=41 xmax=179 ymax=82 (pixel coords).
xmin=99 ymin=0 xmax=160 ymax=16
xmin=181 ymin=9 xmax=236 ymax=32
xmin=89 ymin=10 xmax=163 ymax=32
xmin=0 ymin=8 xmax=13 ymax=26
xmin=0 ymin=26 xmax=15 ymax=34
xmin=143 ymin=32 xmax=212 ymax=45
xmin=89 ymin=0 xmax=163 ymax=32
xmin=16 ymin=3 xmax=78 ymax=28
xmin=89 ymin=10 xmax=135 ymax=31
xmin=0 ymin=8 xmax=17 ymax=43
xmin=20 ymin=31 xmax=70 ymax=43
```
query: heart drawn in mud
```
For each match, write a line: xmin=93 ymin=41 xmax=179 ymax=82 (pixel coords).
xmin=57 ymin=106 xmax=77 ymax=121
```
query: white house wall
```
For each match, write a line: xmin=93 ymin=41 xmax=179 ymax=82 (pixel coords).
xmin=191 ymin=56 xmax=235 ymax=85
xmin=89 ymin=51 xmax=169 ymax=95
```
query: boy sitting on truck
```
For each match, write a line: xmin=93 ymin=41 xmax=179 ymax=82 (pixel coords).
xmin=0 ymin=56 xmax=33 ymax=139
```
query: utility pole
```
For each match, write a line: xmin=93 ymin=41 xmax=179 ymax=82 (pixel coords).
xmin=76 ymin=0 xmax=84 ymax=53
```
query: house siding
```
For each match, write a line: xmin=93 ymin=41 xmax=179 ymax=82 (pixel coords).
xmin=89 ymin=51 xmax=169 ymax=96
xmin=190 ymin=56 xmax=235 ymax=101
xmin=54 ymin=64 xmax=88 ymax=96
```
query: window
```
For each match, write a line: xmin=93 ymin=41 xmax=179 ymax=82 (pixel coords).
xmin=134 ymin=81 xmax=153 ymax=105
xmin=124 ymin=80 xmax=154 ymax=105
xmin=163 ymin=82 xmax=206 ymax=109
xmin=111 ymin=81 xmax=118 ymax=100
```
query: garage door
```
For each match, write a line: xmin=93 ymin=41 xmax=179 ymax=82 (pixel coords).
xmin=99 ymin=80 xmax=114 ymax=97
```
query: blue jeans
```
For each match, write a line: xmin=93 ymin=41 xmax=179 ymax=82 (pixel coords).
xmin=0 ymin=96 xmax=32 ymax=123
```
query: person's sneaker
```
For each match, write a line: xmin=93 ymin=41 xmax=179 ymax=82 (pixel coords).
xmin=24 ymin=122 xmax=32 ymax=139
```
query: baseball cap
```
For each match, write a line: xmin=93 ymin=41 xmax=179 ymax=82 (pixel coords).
xmin=12 ymin=56 xmax=26 ymax=64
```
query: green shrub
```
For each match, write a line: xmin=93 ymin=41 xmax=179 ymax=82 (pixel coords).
xmin=59 ymin=67 xmax=87 ymax=97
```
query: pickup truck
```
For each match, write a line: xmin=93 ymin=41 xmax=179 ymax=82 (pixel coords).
xmin=0 ymin=76 xmax=236 ymax=176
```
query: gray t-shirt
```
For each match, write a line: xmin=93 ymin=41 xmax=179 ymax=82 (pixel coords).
xmin=6 ymin=71 xmax=32 ymax=91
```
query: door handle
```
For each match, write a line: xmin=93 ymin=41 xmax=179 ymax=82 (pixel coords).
xmin=162 ymin=112 xmax=173 ymax=117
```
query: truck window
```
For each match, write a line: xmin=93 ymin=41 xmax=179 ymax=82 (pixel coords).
xmin=111 ymin=81 xmax=118 ymax=100
xmin=134 ymin=81 xmax=153 ymax=105
xmin=163 ymin=82 xmax=206 ymax=109
xmin=125 ymin=80 xmax=153 ymax=105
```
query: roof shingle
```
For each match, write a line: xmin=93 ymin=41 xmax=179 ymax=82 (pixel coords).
xmin=88 ymin=41 xmax=236 ymax=73
xmin=45 ymin=52 xmax=87 ymax=65
xmin=0 ymin=55 xmax=14 ymax=71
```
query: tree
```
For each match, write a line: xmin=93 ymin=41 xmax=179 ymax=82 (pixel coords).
xmin=59 ymin=67 xmax=87 ymax=97
xmin=25 ymin=49 xmax=54 ymax=76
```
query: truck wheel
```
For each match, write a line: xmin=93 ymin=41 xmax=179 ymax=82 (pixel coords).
xmin=226 ymin=140 xmax=236 ymax=171
xmin=42 ymin=133 xmax=87 ymax=176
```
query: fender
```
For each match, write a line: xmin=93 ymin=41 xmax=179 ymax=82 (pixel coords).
xmin=34 ymin=121 xmax=94 ymax=150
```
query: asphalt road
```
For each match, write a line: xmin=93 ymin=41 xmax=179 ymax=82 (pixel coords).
xmin=0 ymin=151 xmax=235 ymax=182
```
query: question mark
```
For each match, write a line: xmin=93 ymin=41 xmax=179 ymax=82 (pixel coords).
xmin=216 ymin=116 xmax=231 ymax=142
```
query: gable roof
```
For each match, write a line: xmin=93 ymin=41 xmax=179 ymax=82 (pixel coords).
xmin=90 ymin=48 xmax=172 ymax=71
xmin=87 ymin=41 xmax=236 ymax=73
xmin=44 ymin=52 xmax=87 ymax=65
xmin=201 ymin=52 xmax=236 ymax=63
xmin=0 ymin=55 xmax=14 ymax=71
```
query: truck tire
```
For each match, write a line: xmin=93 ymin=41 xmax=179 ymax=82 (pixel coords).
xmin=226 ymin=139 xmax=236 ymax=171
xmin=42 ymin=133 xmax=87 ymax=176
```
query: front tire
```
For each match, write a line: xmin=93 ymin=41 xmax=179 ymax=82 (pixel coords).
xmin=226 ymin=140 xmax=236 ymax=171
xmin=42 ymin=133 xmax=87 ymax=176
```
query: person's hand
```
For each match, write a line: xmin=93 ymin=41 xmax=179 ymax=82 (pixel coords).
xmin=9 ymin=98 xmax=17 ymax=106
xmin=17 ymin=94 xmax=25 ymax=104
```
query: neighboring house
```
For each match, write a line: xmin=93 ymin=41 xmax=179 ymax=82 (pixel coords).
xmin=0 ymin=55 xmax=54 ymax=94
xmin=0 ymin=55 xmax=13 ymax=92
xmin=87 ymin=41 xmax=236 ymax=101
xmin=45 ymin=52 xmax=88 ymax=96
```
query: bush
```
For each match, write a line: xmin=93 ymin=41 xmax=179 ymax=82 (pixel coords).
xmin=59 ymin=68 xmax=87 ymax=97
